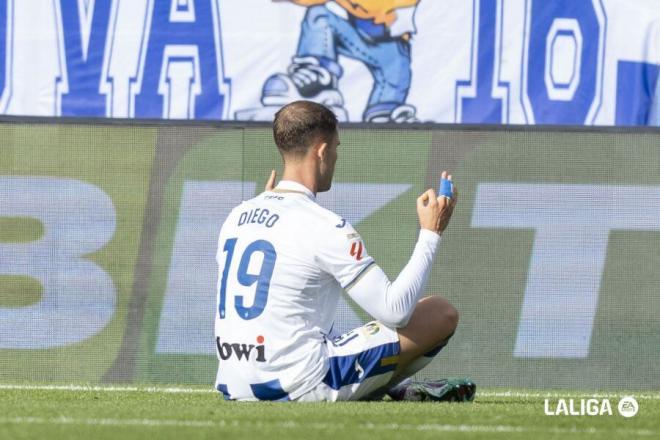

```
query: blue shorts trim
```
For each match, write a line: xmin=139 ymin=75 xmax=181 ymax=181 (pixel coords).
xmin=216 ymin=383 xmax=231 ymax=400
xmin=322 ymin=341 xmax=399 ymax=390
xmin=250 ymin=379 xmax=291 ymax=401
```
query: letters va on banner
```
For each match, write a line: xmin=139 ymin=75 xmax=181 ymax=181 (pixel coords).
xmin=0 ymin=0 xmax=658 ymax=124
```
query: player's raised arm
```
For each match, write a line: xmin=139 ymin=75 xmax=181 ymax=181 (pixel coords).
xmin=319 ymin=175 xmax=457 ymax=328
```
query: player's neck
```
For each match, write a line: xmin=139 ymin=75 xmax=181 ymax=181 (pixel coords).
xmin=281 ymin=166 xmax=318 ymax=195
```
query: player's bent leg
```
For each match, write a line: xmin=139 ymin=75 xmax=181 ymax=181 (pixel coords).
xmin=383 ymin=296 xmax=476 ymax=402
xmin=395 ymin=295 xmax=459 ymax=372
xmin=296 ymin=321 xmax=401 ymax=402
xmin=296 ymin=298 xmax=471 ymax=402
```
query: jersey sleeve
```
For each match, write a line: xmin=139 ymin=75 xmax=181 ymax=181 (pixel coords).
xmin=315 ymin=217 xmax=375 ymax=289
xmin=345 ymin=229 xmax=441 ymax=328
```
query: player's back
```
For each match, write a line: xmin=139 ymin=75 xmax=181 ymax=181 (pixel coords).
xmin=214 ymin=183 xmax=346 ymax=401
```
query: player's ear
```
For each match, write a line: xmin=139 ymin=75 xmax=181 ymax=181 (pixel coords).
xmin=316 ymin=141 xmax=328 ymax=160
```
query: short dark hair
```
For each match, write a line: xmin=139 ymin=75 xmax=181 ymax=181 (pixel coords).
xmin=273 ymin=101 xmax=338 ymax=156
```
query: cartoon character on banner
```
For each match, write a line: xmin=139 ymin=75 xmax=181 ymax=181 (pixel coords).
xmin=236 ymin=0 xmax=420 ymax=122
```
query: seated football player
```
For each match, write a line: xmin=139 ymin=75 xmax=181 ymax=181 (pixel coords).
xmin=214 ymin=100 xmax=475 ymax=401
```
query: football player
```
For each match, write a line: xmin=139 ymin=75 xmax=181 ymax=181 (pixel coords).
xmin=215 ymin=100 xmax=474 ymax=401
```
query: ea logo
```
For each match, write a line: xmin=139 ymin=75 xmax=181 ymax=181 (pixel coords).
xmin=617 ymin=396 xmax=639 ymax=418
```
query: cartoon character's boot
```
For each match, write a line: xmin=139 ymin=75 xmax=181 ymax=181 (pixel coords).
xmin=365 ymin=104 xmax=419 ymax=123
xmin=262 ymin=56 xmax=345 ymax=109
xmin=236 ymin=56 xmax=348 ymax=121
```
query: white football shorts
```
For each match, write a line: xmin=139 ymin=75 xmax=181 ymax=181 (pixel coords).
xmin=295 ymin=321 xmax=400 ymax=402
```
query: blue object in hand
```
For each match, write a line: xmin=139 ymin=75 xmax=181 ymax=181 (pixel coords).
xmin=439 ymin=178 xmax=453 ymax=199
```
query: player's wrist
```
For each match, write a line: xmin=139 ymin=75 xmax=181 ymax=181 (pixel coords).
xmin=418 ymin=228 xmax=441 ymax=247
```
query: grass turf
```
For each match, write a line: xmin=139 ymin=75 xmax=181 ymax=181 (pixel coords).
xmin=0 ymin=385 xmax=658 ymax=439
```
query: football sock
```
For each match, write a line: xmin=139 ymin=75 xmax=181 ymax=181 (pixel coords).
xmin=388 ymin=331 xmax=455 ymax=389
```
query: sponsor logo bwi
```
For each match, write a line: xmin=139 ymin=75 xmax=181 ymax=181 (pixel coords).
xmin=215 ymin=336 xmax=266 ymax=362
xmin=544 ymin=396 xmax=639 ymax=417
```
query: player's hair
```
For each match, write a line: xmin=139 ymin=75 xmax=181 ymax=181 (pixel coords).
xmin=273 ymin=101 xmax=338 ymax=157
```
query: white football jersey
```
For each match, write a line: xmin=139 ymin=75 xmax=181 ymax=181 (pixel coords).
xmin=214 ymin=180 xmax=374 ymax=401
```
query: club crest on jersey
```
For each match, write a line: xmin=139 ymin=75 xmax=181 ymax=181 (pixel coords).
xmin=364 ymin=322 xmax=380 ymax=336
xmin=216 ymin=336 xmax=267 ymax=362
xmin=350 ymin=241 xmax=364 ymax=261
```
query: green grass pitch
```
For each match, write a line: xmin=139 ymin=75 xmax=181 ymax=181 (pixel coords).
xmin=0 ymin=385 xmax=657 ymax=439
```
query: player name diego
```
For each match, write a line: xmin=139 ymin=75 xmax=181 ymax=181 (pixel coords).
xmin=238 ymin=208 xmax=280 ymax=228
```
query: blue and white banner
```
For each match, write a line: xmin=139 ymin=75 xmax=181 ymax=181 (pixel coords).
xmin=0 ymin=0 xmax=659 ymax=124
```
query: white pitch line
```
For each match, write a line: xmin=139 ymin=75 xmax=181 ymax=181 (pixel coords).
xmin=0 ymin=384 xmax=214 ymax=394
xmin=0 ymin=416 xmax=656 ymax=437
xmin=1 ymin=384 xmax=659 ymax=400
xmin=478 ymin=391 xmax=660 ymax=400
xmin=0 ymin=416 xmax=217 ymax=428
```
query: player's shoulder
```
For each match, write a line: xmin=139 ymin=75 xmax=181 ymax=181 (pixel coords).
xmin=257 ymin=189 xmax=344 ymax=226
xmin=308 ymin=204 xmax=368 ymax=263
xmin=222 ymin=197 xmax=260 ymax=229
xmin=227 ymin=198 xmax=252 ymax=218
xmin=304 ymin=203 xmax=363 ymax=249
xmin=307 ymin=200 xmax=352 ymax=230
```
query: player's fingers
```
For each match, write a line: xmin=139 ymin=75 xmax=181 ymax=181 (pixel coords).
xmin=451 ymin=187 xmax=459 ymax=207
xmin=418 ymin=189 xmax=438 ymax=208
xmin=265 ymin=169 xmax=277 ymax=191
xmin=417 ymin=192 xmax=429 ymax=208
xmin=427 ymin=189 xmax=438 ymax=206
xmin=437 ymin=198 xmax=449 ymax=214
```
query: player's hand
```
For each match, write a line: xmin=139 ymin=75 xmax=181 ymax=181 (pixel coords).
xmin=265 ymin=169 xmax=277 ymax=191
xmin=416 ymin=171 xmax=458 ymax=235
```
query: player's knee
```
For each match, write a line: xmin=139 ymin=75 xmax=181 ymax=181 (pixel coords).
xmin=427 ymin=296 xmax=459 ymax=334
xmin=443 ymin=302 xmax=459 ymax=333
xmin=422 ymin=296 xmax=459 ymax=340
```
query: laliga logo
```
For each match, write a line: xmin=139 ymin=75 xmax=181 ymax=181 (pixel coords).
xmin=544 ymin=396 xmax=639 ymax=417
